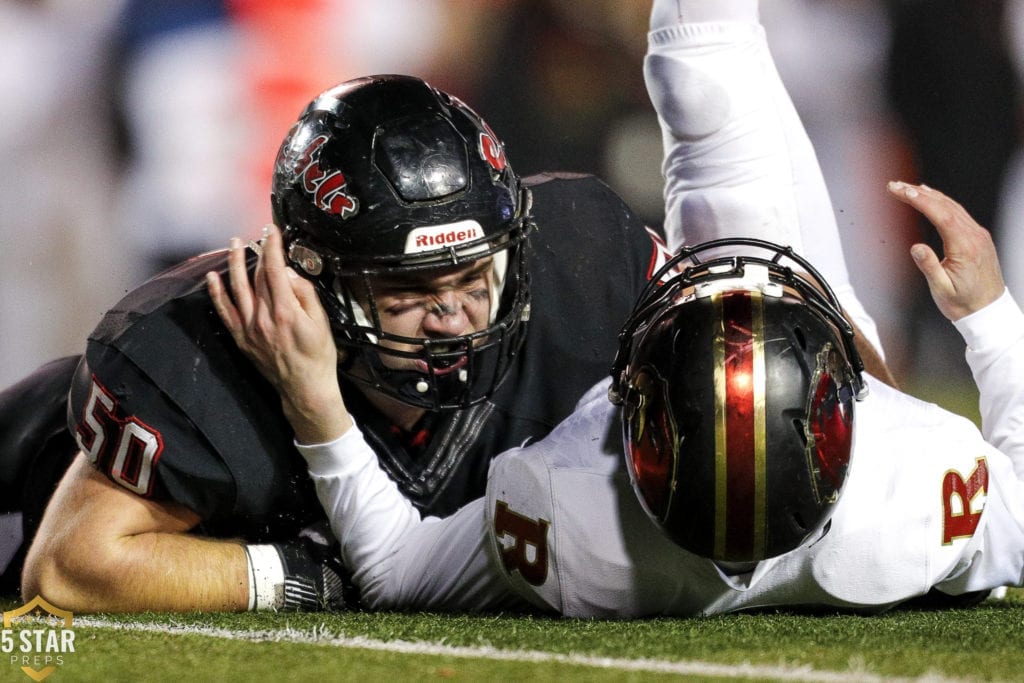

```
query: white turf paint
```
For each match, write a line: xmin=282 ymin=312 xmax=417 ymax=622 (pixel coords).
xmin=77 ymin=617 xmax=966 ymax=683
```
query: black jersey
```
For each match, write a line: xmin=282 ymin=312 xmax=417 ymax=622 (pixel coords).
xmin=0 ymin=356 xmax=80 ymax=593
xmin=49 ymin=173 xmax=666 ymax=540
xmin=67 ymin=249 xmax=318 ymax=541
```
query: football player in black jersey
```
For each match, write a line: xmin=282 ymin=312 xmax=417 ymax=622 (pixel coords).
xmin=6 ymin=76 xmax=665 ymax=611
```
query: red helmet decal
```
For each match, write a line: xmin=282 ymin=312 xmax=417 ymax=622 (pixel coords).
xmin=808 ymin=348 xmax=853 ymax=496
xmin=627 ymin=370 xmax=677 ymax=521
xmin=478 ymin=130 xmax=507 ymax=172
xmin=297 ymin=135 xmax=359 ymax=219
xmin=447 ymin=91 xmax=504 ymax=170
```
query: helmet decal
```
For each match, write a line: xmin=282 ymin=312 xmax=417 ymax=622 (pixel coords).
xmin=287 ymin=242 xmax=325 ymax=276
xmin=404 ymin=220 xmax=485 ymax=255
xmin=297 ymin=135 xmax=359 ymax=219
xmin=478 ymin=130 xmax=506 ymax=172
xmin=626 ymin=369 xmax=679 ymax=522
xmin=456 ymin=96 xmax=506 ymax=173
xmin=806 ymin=345 xmax=854 ymax=501
xmin=712 ymin=289 xmax=767 ymax=560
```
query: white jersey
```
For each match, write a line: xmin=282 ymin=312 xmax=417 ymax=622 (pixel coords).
xmin=488 ymin=378 xmax=1022 ymax=617
xmin=298 ymin=0 xmax=1024 ymax=617
xmin=300 ymin=291 xmax=1024 ymax=617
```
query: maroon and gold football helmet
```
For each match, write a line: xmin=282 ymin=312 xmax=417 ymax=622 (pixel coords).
xmin=610 ymin=238 xmax=866 ymax=562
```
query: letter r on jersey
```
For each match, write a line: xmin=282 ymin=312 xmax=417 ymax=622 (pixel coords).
xmin=493 ymin=500 xmax=549 ymax=586
xmin=942 ymin=457 xmax=989 ymax=545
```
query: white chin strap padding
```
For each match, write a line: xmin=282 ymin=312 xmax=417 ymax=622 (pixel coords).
xmin=488 ymin=246 xmax=508 ymax=324
xmin=691 ymin=264 xmax=784 ymax=301
xmin=333 ymin=278 xmax=378 ymax=344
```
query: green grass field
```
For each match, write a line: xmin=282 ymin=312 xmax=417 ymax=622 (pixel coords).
xmin=3 ymin=589 xmax=1024 ymax=682
xmin=2 ymin=380 xmax=1012 ymax=682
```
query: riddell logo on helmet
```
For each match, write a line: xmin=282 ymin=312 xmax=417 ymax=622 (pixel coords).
xmin=294 ymin=134 xmax=359 ymax=219
xmin=405 ymin=221 xmax=484 ymax=254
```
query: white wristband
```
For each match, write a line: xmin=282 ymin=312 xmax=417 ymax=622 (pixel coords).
xmin=244 ymin=544 xmax=286 ymax=611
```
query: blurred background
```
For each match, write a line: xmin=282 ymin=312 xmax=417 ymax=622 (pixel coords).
xmin=1 ymin=0 xmax=1021 ymax=419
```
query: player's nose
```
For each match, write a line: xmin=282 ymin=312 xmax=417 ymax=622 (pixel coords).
xmin=421 ymin=293 xmax=470 ymax=336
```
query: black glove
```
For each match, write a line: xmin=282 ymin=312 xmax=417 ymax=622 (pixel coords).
xmin=274 ymin=536 xmax=360 ymax=611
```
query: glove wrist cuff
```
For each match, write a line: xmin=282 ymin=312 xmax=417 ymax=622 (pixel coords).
xmin=244 ymin=544 xmax=286 ymax=610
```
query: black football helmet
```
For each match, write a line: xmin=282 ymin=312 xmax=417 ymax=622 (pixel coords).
xmin=271 ymin=75 xmax=533 ymax=409
xmin=609 ymin=238 xmax=866 ymax=563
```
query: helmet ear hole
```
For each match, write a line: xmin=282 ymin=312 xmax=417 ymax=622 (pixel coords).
xmin=793 ymin=326 xmax=807 ymax=351
xmin=789 ymin=510 xmax=808 ymax=533
xmin=791 ymin=418 xmax=808 ymax=446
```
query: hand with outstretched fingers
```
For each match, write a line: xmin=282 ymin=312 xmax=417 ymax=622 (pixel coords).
xmin=887 ymin=181 xmax=1006 ymax=321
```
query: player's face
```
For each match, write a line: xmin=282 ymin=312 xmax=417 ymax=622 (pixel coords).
xmin=359 ymin=257 xmax=494 ymax=374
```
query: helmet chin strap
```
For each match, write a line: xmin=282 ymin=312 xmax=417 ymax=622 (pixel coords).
xmin=371 ymin=360 xmax=470 ymax=407
xmin=341 ymin=332 xmax=473 ymax=409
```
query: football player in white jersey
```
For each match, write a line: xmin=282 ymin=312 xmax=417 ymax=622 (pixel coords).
xmin=208 ymin=0 xmax=1024 ymax=617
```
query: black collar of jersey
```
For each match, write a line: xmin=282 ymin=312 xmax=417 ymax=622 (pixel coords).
xmin=340 ymin=377 xmax=496 ymax=512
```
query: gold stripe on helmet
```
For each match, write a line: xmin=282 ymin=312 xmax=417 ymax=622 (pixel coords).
xmin=712 ymin=292 xmax=728 ymax=558
xmin=751 ymin=290 xmax=767 ymax=559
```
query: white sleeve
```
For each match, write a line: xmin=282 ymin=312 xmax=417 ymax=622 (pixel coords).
xmin=297 ymin=427 xmax=518 ymax=612
xmin=953 ymin=289 xmax=1024 ymax=477
xmin=297 ymin=427 xmax=424 ymax=595
xmin=644 ymin=1 xmax=883 ymax=356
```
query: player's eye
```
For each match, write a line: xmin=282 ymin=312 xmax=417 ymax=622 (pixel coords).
xmin=382 ymin=295 xmax=428 ymax=316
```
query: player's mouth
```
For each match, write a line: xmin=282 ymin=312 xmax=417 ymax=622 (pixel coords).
xmin=415 ymin=353 xmax=468 ymax=376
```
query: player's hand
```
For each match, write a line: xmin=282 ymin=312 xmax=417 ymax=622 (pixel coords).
xmin=274 ymin=535 xmax=359 ymax=612
xmin=206 ymin=224 xmax=353 ymax=443
xmin=887 ymin=181 xmax=1006 ymax=321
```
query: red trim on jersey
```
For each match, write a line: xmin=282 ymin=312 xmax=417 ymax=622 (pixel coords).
xmin=643 ymin=227 xmax=676 ymax=283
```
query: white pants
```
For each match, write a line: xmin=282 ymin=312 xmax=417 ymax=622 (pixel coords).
xmin=645 ymin=0 xmax=884 ymax=356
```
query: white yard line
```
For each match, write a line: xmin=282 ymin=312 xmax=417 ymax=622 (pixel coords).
xmin=76 ymin=616 xmax=963 ymax=682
